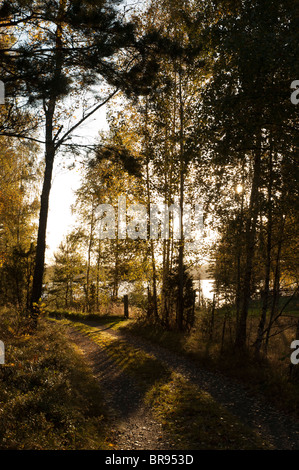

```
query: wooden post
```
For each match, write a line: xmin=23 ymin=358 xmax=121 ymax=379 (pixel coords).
xmin=124 ymin=294 xmax=129 ymax=319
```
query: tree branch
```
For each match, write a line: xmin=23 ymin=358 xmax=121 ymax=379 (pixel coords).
xmin=55 ymin=88 xmax=119 ymax=150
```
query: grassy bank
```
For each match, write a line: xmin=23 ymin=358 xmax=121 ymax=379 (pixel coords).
xmin=0 ymin=309 xmax=109 ymax=450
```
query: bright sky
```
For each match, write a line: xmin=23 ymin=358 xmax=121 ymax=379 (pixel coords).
xmin=45 ymin=105 xmax=109 ymax=264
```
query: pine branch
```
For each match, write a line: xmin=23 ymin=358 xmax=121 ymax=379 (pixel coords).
xmin=54 ymin=88 xmax=119 ymax=150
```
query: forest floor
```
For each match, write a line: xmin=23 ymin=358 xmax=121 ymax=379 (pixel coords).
xmin=64 ymin=318 xmax=299 ymax=450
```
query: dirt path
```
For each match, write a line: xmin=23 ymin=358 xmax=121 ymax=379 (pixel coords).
xmin=67 ymin=328 xmax=173 ymax=450
xmin=67 ymin=321 xmax=299 ymax=450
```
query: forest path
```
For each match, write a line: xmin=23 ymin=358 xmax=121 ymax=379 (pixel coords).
xmin=67 ymin=326 xmax=172 ymax=450
xmin=66 ymin=319 xmax=299 ymax=450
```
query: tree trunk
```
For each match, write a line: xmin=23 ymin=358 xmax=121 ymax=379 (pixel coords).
xmin=162 ymin=238 xmax=170 ymax=327
xmin=124 ymin=294 xmax=129 ymax=319
xmin=235 ymin=135 xmax=262 ymax=350
xmin=144 ymin=96 xmax=158 ymax=321
xmin=150 ymin=240 xmax=159 ymax=320
xmin=86 ymin=206 xmax=95 ymax=312
xmin=30 ymin=0 xmax=65 ymax=319
xmin=255 ymin=144 xmax=273 ymax=355
xmin=30 ymin=118 xmax=55 ymax=312
xmin=235 ymin=170 xmax=245 ymax=325
xmin=112 ymin=241 xmax=119 ymax=300
xmin=96 ymin=240 xmax=102 ymax=313
xmin=177 ymin=64 xmax=185 ymax=332
xmin=265 ymin=215 xmax=285 ymax=352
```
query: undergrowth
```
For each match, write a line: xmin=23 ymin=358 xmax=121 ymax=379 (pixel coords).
xmin=0 ymin=309 xmax=108 ymax=450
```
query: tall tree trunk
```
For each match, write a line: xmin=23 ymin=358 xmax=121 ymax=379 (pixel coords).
xmin=30 ymin=112 xmax=55 ymax=311
xmin=177 ymin=65 xmax=185 ymax=332
xmin=150 ymin=240 xmax=159 ymax=320
xmin=235 ymin=134 xmax=262 ymax=350
xmin=265 ymin=215 xmax=285 ymax=352
xmin=144 ymin=97 xmax=159 ymax=321
xmin=255 ymin=144 xmax=273 ymax=355
xmin=96 ymin=239 xmax=102 ymax=313
xmin=112 ymin=241 xmax=119 ymax=300
xmin=30 ymin=0 xmax=65 ymax=317
xmin=86 ymin=205 xmax=95 ymax=313
xmin=162 ymin=238 xmax=170 ymax=327
xmin=235 ymin=182 xmax=245 ymax=325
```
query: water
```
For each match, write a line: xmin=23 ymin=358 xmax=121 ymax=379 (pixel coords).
xmin=118 ymin=279 xmax=216 ymax=302
xmin=200 ymin=279 xmax=215 ymax=301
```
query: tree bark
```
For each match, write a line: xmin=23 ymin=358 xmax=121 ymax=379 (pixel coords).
xmin=235 ymin=135 xmax=262 ymax=350
xmin=30 ymin=112 xmax=55 ymax=311
xmin=144 ymin=96 xmax=158 ymax=321
xmin=96 ymin=240 xmax=102 ymax=313
xmin=86 ymin=205 xmax=95 ymax=312
xmin=265 ymin=215 xmax=285 ymax=352
xmin=177 ymin=64 xmax=185 ymax=332
xmin=255 ymin=144 xmax=273 ymax=355
xmin=30 ymin=0 xmax=65 ymax=318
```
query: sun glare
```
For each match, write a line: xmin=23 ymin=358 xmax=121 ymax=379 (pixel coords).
xmin=236 ymin=184 xmax=244 ymax=194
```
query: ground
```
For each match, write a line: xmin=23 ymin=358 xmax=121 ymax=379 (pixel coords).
xmin=64 ymin=319 xmax=299 ymax=450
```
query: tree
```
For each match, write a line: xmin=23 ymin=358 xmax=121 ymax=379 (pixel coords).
xmin=72 ymin=131 xmax=147 ymax=311
xmin=0 ymin=0 xmax=162 ymax=322
xmin=129 ymin=0 xmax=206 ymax=330
xmin=0 ymin=134 xmax=40 ymax=310
xmin=49 ymin=232 xmax=85 ymax=310
xmin=198 ymin=0 xmax=298 ymax=350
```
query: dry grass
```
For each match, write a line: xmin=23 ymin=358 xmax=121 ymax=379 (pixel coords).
xmin=0 ymin=308 xmax=109 ymax=450
xmin=116 ymin=309 xmax=299 ymax=417
xmin=68 ymin=319 xmax=271 ymax=450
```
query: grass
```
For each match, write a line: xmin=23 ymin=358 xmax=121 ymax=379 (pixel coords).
xmin=65 ymin=321 xmax=171 ymax=391
xmin=113 ymin=315 xmax=299 ymax=418
xmin=56 ymin=306 xmax=299 ymax=418
xmin=0 ymin=309 xmax=109 ymax=450
xmin=47 ymin=305 xmax=299 ymax=417
xmin=67 ymin=319 xmax=271 ymax=450
xmin=248 ymin=296 xmax=299 ymax=317
xmin=146 ymin=373 xmax=270 ymax=450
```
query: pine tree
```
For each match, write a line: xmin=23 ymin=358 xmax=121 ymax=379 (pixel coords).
xmin=0 ymin=0 xmax=162 ymax=322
